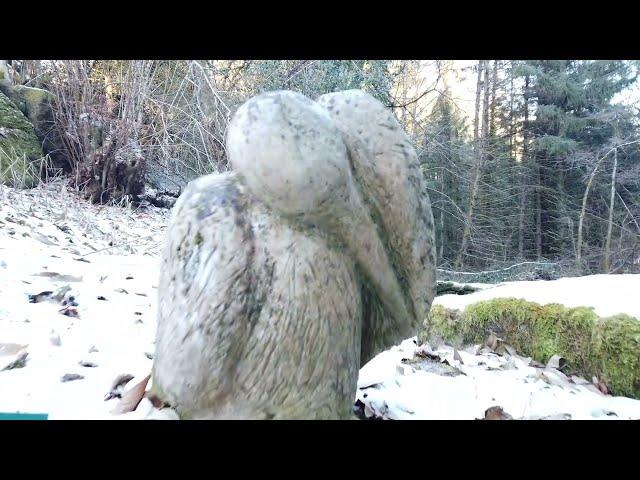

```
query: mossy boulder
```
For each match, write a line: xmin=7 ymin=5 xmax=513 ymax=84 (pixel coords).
xmin=591 ymin=314 xmax=640 ymax=398
xmin=420 ymin=298 xmax=640 ymax=398
xmin=0 ymin=90 xmax=43 ymax=187
xmin=12 ymin=85 xmax=66 ymax=171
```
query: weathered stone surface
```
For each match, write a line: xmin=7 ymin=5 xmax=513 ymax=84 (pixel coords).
xmin=317 ymin=90 xmax=437 ymax=359
xmin=153 ymin=90 xmax=436 ymax=419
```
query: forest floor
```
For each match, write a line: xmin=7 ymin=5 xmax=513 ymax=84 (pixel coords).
xmin=1 ymin=180 xmax=639 ymax=420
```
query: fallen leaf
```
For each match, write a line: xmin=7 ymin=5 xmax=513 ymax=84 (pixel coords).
xmin=97 ymin=296 xmax=107 ymax=301
xmin=78 ymin=360 xmax=98 ymax=368
xmin=1 ymin=351 xmax=29 ymax=371
xmin=115 ymin=288 xmax=129 ymax=294
xmin=596 ymin=379 xmax=609 ymax=395
xmin=484 ymin=406 xmax=513 ymax=420
xmin=111 ymin=374 xmax=151 ymax=414
xmin=59 ymin=306 xmax=79 ymax=318
xmin=32 ymin=233 xmax=58 ymax=245
xmin=415 ymin=345 xmax=441 ymax=361
xmin=546 ymin=354 xmax=566 ymax=371
xmin=0 ymin=343 xmax=28 ymax=356
xmin=28 ymin=291 xmax=53 ymax=303
xmin=104 ymin=374 xmax=135 ymax=401
xmin=73 ymin=257 xmax=90 ymax=263
xmin=61 ymin=373 xmax=84 ymax=382
xmin=503 ymin=344 xmax=517 ymax=356
xmin=88 ymin=345 xmax=99 ymax=353
xmin=364 ymin=403 xmax=375 ymax=419
xmin=135 ymin=292 xmax=147 ymax=297
xmin=52 ymin=285 xmax=72 ymax=302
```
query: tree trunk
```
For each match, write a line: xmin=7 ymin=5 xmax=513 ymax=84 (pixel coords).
xmin=536 ymin=164 xmax=542 ymax=261
xmin=518 ymin=73 xmax=530 ymax=259
xmin=603 ymin=146 xmax=618 ymax=272
xmin=577 ymin=150 xmax=611 ymax=270
xmin=489 ymin=60 xmax=498 ymax=137
xmin=456 ymin=60 xmax=484 ymax=268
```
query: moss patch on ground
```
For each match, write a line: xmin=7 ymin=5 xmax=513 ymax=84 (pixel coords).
xmin=420 ymin=298 xmax=640 ymax=398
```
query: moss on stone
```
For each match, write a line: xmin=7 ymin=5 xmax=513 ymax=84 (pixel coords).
xmin=419 ymin=298 xmax=639 ymax=398
xmin=591 ymin=314 xmax=640 ymax=398
xmin=13 ymin=85 xmax=54 ymax=106
xmin=419 ymin=304 xmax=461 ymax=346
xmin=0 ymin=91 xmax=43 ymax=188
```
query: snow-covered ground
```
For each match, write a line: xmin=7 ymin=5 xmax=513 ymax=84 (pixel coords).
xmin=356 ymin=338 xmax=640 ymax=420
xmin=0 ymin=181 xmax=174 ymax=419
xmin=1 ymin=181 xmax=639 ymax=420
xmin=435 ymin=274 xmax=640 ymax=319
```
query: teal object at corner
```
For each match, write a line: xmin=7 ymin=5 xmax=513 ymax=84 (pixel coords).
xmin=0 ymin=412 xmax=48 ymax=420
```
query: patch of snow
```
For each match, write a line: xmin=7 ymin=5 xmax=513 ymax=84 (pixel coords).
xmin=357 ymin=338 xmax=640 ymax=420
xmin=435 ymin=274 xmax=640 ymax=319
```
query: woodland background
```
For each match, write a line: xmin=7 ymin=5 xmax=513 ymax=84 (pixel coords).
xmin=2 ymin=59 xmax=639 ymax=279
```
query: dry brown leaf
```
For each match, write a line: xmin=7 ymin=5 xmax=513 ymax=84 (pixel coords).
xmin=484 ymin=406 xmax=513 ymax=420
xmin=596 ymin=379 xmax=609 ymax=395
xmin=111 ymin=374 xmax=151 ymax=414
xmin=58 ymin=306 xmax=79 ymax=318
